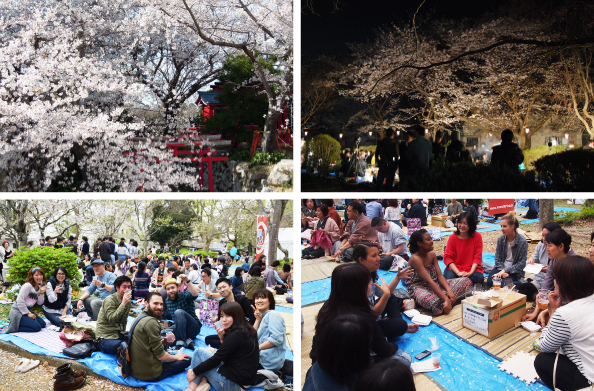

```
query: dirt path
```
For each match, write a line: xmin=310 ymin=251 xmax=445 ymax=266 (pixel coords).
xmin=0 ymin=348 xmax=144 ymax=391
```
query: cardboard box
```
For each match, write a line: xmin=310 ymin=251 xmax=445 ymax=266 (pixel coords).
xmin=462 ymin=292 xmax=527 ymax=338
xmin=431 ymin=214 xmax=448 ymax=228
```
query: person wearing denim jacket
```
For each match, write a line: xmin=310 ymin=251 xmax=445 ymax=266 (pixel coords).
xmin=487 ymin=213 xmax=528 ymax=288
xmin=252 ymin=289 xmax=286 ymax=371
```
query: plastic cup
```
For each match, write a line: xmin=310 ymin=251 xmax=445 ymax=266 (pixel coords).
xmin=432 ymin=353 xmax=441 ymax=368
xmin=492 ymin=277 xmax=501 ymax=291
xmin=492 ymin=289 xmax=500 ymax=298
xmin=166 ymin=332 xmax=174 ymax=343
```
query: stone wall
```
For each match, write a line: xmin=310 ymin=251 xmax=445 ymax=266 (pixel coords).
xmin=201 ymin=159 xmax=293 ymax=192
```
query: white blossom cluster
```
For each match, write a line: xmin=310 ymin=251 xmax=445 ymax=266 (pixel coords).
xmin=0 ymin=0 xmax=292 ymax=191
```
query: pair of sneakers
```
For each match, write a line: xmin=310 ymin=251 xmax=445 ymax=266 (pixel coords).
xmin=14 ymin=358 xmax=40 ymax=373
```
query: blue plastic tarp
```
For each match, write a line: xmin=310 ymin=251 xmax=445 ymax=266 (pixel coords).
xmin=80 ymin=323 xmax=291 ymax=391
xmin=394 ymin=318 xmax=550 ymax=391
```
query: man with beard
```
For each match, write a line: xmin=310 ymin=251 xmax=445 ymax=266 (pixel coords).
xmin=163 ymin=275 xmax=201 ymax=350
xmin=129 ymin=292 xmax=190 ymax=382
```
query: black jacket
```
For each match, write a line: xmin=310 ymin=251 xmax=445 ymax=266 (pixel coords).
xmin=491 ymin=142 xmax=524 ymax=169
xmin=99 ymin=242 xmax=111 ymax=262
xmin=403 ymin=201 xmax=427 ymax=226
xmin=219 ymin=294 xmax=256 ymax=325
xmin=43 ymin=276 xmax=70 ymax=310
xmin=192 ymin=329 xmax=259 ymax=386
xmin=310 ymin=307 xmax=397 ymax=364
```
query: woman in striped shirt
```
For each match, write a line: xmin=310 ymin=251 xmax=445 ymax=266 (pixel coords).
xmin=534 ymin=255 xmax=594 ymax=391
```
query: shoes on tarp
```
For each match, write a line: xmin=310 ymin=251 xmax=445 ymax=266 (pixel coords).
xmin=53 ymin=372 xmax=85 ymax=391
xmin=16 ymin=358 xmax=40 ymax=373
xmin=55 ymin=363 xmax=86 ymax=379
xmin=186 ymin=339 xmax=196 ymax=350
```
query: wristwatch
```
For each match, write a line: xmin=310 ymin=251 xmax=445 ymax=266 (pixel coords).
xmin=101 ymin=283 xmax=105 ymax=288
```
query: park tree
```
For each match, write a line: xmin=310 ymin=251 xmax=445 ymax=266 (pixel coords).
xmin=148 ymin=201 xmax=196 ymax=248
xmin=0 ymin=200 xmax=29 ymax=246
xmin=148 ymin=0 xmax=293 ymax=153
xmin=202 ymin=54 xmax=270 ymax=144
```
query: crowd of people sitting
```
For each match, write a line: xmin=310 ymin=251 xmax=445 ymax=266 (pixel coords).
xmin=303 ymin=199 xmax=594 ymax=391
xmin=0 ymin=237 xmax=293 ymax=390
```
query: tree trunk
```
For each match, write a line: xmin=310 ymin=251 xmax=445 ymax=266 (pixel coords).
xmin=266 ymin=199 xmax=287 ymax=266
xmin=261 ymin=111 xmax=281 ymax=153
xmin=277 ymin=241 xmax=289 ymax=262
xmin=0 ymin=200 xmax=29 ymax=247
xmin=584 ymin=199 xmax=593 ymax=207
xmin=539 ymin=199 xmax=555 ymax=231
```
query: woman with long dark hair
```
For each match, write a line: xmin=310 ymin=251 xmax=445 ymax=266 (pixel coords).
xmin=2 ymin=267 xmax=47 ymax=333
xmin=407 ymin=229 xmax=472 ymax=315
xmin=303 ymin=314 xmax=373 ymax=391
xmin=42 ymin=267 xmax=72 ymax=327
xmin=311 ymin=263 xmax=408 ymax=366
xmin=185 ymin=302 xmax=259 ymax=391
xmin=534 ymin=256 xmax=594 ymax=391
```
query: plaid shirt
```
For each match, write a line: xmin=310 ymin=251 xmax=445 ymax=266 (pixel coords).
xmin=165 ymin=291 xmax=199 ymax=323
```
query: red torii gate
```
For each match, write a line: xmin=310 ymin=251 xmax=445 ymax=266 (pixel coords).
xmin=125 ymin=133 xmax=230 ymax=192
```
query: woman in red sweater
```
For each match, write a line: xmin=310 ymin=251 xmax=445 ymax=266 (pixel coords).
xmin=443 ymin=211 xmax=485 ymax=285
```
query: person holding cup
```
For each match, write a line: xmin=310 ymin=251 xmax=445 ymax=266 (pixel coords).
xmin=95 ymin=276 xmax=134 ymax=355
xmin=76 ymin=259 xmax=117 ymax=321
xmin=534 ymin=255 xmax=594 ymax=391
xmin=1 ymin=267 xmax=47 ymax=333
xmin=487 ymin=212 xmax=528 ymax=288
xmin=42 ymin=267 xmax=72 ymax=327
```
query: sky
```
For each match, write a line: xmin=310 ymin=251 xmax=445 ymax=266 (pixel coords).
xmin=302 ymin=0 xmax=496 ymax=58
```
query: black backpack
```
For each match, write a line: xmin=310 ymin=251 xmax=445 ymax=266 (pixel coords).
xmin=116 ymin=314 xmax=148 ymax=377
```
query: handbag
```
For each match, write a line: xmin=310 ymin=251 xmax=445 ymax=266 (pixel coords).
xmin=62 ymin=338 xmax=97 ymax=359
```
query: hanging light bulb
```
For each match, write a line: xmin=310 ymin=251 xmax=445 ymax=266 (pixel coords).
xmin=304 ymin=131 xmax=308 ymax=137
xmin=525 ymin=128 xmax=530 ymax=134
xmin=339 ymin=133 xmax=343 ymax=139
xmin=369 ymin=131 xmax=372 ymax=137
xmin=565 ymin=133 xmax=569 ymax=139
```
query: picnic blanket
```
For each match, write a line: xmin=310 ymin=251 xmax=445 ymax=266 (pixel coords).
xmin=394 ymin=318 xmax=549 ymax=391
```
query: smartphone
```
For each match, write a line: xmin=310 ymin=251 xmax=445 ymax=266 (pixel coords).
xmin=414 ymin=350 xmax=431 ymax=360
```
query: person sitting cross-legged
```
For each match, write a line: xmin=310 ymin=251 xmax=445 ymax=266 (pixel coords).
xmin=163 ymin=275 xmax=202 ymax=350
xmin=76 ymin=259 xmax=116 ymax=321
xmin=129 ymin=292 xmax=191 ymax=382
xmin=96 ymin=276 xmax=133 ymax=355
xmin=204 ymin=278 xmax=256 ymax=349
xmin=185 ymin=302 xmax=259 ymax=391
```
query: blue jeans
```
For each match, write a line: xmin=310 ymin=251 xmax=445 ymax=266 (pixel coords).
xmin=43 ymin=309 xmax=72 ymax=327
xmin=170 ymin=309 xmax=201 ymax=347
xmin=18 ymin=313 xmax=46 ymax=332
xmin=191 ymin=348 xmax=243 ymax=391
xmin=83 ymin=296 xmax=104 ymax=321
xmin=487 ymin=268 xmax=521 ymax=288
xmin=98 ymin=333 xmax=126 ymax=355
xmin=388 ymin=348 xmax=412 ymax=367
xmin=443 ymin=268 xmax=485 ymax=285
xmin=146 ymin=359 xmax=190 ymax=382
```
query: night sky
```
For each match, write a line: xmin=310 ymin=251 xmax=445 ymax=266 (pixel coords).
xmin=302 ymin=0 xmax=497 ymax=58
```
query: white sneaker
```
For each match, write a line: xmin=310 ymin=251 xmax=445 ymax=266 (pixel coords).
xmin=20 ymin=359 xmax=39 ymax=373
xmin=14 ymin=358 xmax=30 ymax=372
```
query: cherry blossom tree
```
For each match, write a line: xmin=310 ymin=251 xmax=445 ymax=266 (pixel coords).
xmin=340 ymin=7 xmax=584 ymax=148
xmin=142 ymin=0 xmax=293 ymax=152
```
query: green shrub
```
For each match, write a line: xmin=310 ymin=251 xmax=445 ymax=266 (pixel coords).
xmin=523 ymin=145 xmax=566 ymax=170
xmin=249 ymin=151 xmax=290 ymax=168
xmin=533 ymin=148 xmax=594 ymax=191
xmin=308 ymin=134 xmax=341 ymax=176
xmin=555 ymin=204 xmax=594 ymax=226
xmin=228 ymin=148 xmax=252 ymax=162
xmin=6 ymin=247 xmax=82 ymax=286
xmin=399 ymin=157 xmax=544 ymax=191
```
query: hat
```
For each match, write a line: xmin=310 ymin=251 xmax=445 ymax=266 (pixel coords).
xmin=130 ymin=262 xmax=137 ymax=268
xmin=91 ymin=259 xmax=105 ymax=265
xmin=163 ymin=278 xmax=179 ymax=287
